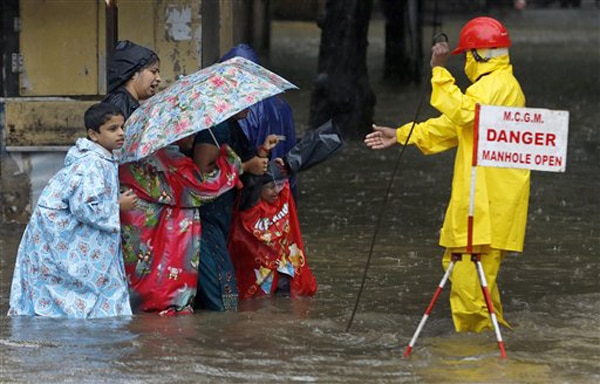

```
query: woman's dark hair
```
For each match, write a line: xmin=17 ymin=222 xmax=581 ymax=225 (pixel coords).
xmin=140 ymin=53 xmax=160 ymax=70
xmin=84 ymin=102 xmax=123 ymax=132
xmin=107 ymin=40 xmax=160 ymax=93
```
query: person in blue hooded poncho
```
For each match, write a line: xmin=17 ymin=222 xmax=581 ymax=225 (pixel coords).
xmin=190 ymin=44 xmax=295 ymax=312
xmin=219 ymin=44 xmax=298 ymax=197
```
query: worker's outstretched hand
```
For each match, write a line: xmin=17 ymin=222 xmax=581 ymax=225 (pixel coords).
xmin=364 ymin=124 xmax=398 ymax=150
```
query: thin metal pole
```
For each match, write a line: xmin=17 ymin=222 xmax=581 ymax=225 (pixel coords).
xmin=347 ymin=5 xmax=447 ymax=334
xmin=345 ymin=116 xmax=418 ymax=333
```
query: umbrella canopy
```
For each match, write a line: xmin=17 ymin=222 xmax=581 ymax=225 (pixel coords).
xmin=118 ymin=56 xmax=298 ymax=164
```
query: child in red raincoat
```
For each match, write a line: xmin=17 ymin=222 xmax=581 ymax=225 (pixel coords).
xmin=228 ymin=164 xmax=317 ymax=299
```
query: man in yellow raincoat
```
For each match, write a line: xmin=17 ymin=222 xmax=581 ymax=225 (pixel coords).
xmin=364 ymin=17 xmax=528 ymax=332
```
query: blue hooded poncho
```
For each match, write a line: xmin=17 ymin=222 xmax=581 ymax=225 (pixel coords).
xmin=219 ymin=44 xmax=298 ymax=165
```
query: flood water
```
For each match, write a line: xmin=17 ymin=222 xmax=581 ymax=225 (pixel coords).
xmin=1 ymin=8 xmax=599 ymax=384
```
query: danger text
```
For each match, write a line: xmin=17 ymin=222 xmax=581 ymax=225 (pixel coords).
xmin=486 ymin=128 xmax=556 ymax=147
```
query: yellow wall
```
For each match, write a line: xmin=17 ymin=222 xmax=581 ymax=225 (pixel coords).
xmin=3 ymin=100 xmax=96 ymax=147
xmin=18 ymin=0 xmax=205 ymax=96
xmin=116 ymin=1 xmax=155 ymax=51
xmin=7 ymin=0 xmax=258 ymax=147
xmin=151 ymin=0 xmax=203 ymax=86
xmin=20 ymin=0 xmax=99 ymax=96
xmin=117 ymin=0 xmax=204 ymax=88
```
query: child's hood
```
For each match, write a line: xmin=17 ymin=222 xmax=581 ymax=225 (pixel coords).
xmin=64 ymin=138 xmax=115 ymax=166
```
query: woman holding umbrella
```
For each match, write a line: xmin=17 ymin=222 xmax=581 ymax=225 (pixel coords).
xmin=192 ymin=111 xmax=282 ymax=311
xmin=105 ymin=40 xmax=243 ymax=316
xmin=218 ymin=44 xmax=299 ymax=198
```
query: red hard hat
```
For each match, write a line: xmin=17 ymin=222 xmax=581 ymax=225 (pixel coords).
xmin=451 ymin=17 xmax=511 ymax=55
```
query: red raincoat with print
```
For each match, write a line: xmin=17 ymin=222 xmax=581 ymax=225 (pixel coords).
xmin=228 ymin=181 xmax=316 ymax=300
xmin=120 ymin=145 xmax=241 ymax=314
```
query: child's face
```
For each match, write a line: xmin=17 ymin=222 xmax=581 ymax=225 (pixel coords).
xmin=132 ymin=62 xmax=161 ymax=101
xmin=88 ymin=114 xmax=125 ymax=152
xmin=260 ymin=181 xmax=279 ymax=205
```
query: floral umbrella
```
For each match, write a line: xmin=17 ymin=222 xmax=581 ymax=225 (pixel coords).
xmin=118 ymin=56 xmax=297 ymax=164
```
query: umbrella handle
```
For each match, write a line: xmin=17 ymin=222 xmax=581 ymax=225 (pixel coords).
xmin=207 ymin=128 xmax=220 ymax=147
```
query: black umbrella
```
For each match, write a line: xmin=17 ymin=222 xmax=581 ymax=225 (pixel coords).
xmin=284 ymin=119 xmax=344 ymax=174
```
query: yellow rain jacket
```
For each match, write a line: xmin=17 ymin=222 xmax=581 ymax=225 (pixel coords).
xmin=397 ymin=52 xmax=528 ymax=332
xmin=396 ymin=53 xmax=529 ymax=252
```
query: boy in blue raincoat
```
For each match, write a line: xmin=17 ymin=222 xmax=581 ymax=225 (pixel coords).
xmin=8 ymin=103 xmax=137 ymax=318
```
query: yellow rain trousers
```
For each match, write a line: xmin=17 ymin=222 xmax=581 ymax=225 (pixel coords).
xmin=396 ymin=52 xmax=529 ymax=332
xmin=442 ymin=247 xmax=510 ymax=332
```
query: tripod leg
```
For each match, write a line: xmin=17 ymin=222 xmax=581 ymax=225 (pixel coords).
xmin=471 ymin=254 xmax=507 ymax=358
xmin=404 ymin=254 xmax=460 ymax=357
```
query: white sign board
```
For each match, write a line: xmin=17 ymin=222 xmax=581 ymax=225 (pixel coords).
xmin=476 ymin=105 xmax=569 ymax=172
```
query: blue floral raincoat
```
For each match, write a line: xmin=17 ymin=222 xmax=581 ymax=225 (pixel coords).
xmin=8 ymin=138 xmax=132 ymax=318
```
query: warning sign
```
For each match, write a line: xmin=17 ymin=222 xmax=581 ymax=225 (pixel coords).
xmin=476 ymin=105 xmax=569 ymax=173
